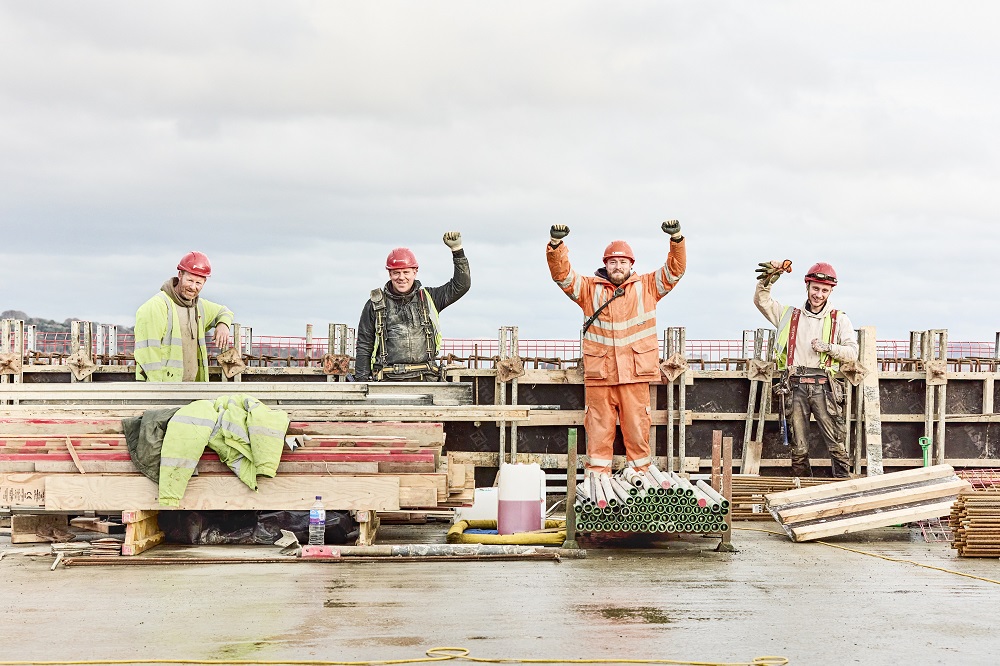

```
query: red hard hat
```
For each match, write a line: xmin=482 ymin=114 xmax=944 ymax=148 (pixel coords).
xmin=177 ymin=251 xmax=212 ymax=278
xmin=603 ymin=240 xmax=635 ymax=263
xmin=385 ymin=247 xmax=419 ymax=271
xmin=804 ymin=262 xmax=837 ymax=286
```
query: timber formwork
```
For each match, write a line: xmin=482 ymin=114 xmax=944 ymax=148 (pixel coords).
xmin=5 ymin=321 xmax=1000 ymax=480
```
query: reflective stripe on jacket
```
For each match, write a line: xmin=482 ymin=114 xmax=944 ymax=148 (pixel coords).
xmin=158 ymin=395 xmax=290 ymax=506
xmin=547 ymin=239 xmax=686 ymax=386
xmin=134 ymin=292 xmax=234 ymax=382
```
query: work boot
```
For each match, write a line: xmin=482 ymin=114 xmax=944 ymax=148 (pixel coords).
xmin=790 ymin=454 xmax=812 ymax=478
xmin=830 ymin=454 xmax=852 ymax=479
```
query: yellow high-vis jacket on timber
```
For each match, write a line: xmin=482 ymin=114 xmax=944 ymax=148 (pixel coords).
xmin=547 ymin=239 xmax=686 ymax=386
xmin=158 ymin=394 xmax=290 ymax=507
xmin=134 ymin=292 xmax=234 ymax=382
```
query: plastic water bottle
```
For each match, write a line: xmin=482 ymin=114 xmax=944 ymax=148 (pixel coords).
xmin=308 ymin=495 xmax=326 ymax=545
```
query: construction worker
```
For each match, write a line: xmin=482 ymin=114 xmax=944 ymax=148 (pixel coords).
xmin=754 ymin=260 xmax=857 ymax=478
xmin=354 ymin=232 xmax=470 ymax=381
xmin=547 ymin=221 xmax=686 ymax=480
xmin=134 ymin=251 xmax=234 ymax=382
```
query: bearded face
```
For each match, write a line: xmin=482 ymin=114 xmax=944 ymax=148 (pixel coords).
xmin=605 ymin=258 xmax=632 ymax=285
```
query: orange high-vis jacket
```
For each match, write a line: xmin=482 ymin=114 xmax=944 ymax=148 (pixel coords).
xmin=547 ymin=239 xmax=686 ymax=386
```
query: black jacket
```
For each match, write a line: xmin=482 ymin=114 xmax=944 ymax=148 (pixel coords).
xmin=354 ymin=249 xmax=471 ymax=380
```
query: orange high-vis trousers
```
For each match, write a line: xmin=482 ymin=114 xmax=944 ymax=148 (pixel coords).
xmin=583 ymin=382 xmax=652 ymax=474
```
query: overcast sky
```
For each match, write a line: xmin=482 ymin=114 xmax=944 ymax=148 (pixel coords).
xmin=2 ymin=2 xmax=998 ymax=344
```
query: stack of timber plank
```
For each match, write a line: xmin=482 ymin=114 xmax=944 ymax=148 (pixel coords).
xmin=765 ymin=465 xmax=971 ymax=542
xmin=949 ymin=491 xmax=1000 ymax=557
xmin=0 ymin=418 xmax=470 ymax=512
xmin=730 ymin=475 xmax=833 ymax=521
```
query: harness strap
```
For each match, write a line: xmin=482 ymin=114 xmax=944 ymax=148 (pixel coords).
xmin=786 ymin=308 xmax=801 ymax=368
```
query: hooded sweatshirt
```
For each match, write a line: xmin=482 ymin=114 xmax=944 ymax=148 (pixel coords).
xmin=162 ymin=278 xmax=201 ymax=382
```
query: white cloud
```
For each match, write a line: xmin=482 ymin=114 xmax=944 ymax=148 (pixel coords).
xmin=2 ymin=1 xmax=999 ymax=346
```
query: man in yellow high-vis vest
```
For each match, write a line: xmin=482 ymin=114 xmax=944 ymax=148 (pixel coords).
xmin=134 ymin=251 xmax=234 ymax=382
xmin=754 ymin=261 xmax=857 ymax=478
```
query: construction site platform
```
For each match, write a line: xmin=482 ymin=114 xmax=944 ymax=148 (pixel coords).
xmin=3 ymin=521 xmax=997 ymax=666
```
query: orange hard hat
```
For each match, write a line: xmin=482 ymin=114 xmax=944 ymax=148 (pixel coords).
xmin=804 ymin=262 xmax=837 ymax=286
xmin=386 ymin=247 xmax=419 ymax=271
xmin=177 ymin=251 xmax=212 ymax=278
xmin=603 ymin=240 xmax=635 ymax=263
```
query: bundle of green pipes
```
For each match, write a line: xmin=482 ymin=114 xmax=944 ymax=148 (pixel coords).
xmin=574 ymin=465 xmax=730 ymax=534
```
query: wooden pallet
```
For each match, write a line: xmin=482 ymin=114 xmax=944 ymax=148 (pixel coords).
xmin=765 ymin=465 xmax=970 ymax=542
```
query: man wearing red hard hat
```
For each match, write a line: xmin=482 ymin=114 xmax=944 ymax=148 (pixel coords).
xmin=134 ymin=251 xmax=234 ymax=382
xmin=547 ymin=221 xmax=686 ymax=488
xmin=754 ymin=260 xmax=858 ymax=477
xmin=354 ymin=232 xmax=471 ymax=381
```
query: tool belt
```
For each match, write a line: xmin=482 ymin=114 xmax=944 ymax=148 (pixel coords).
xmin=792 ymin=375 xmax=828 ymax=385
xmin=374 ymin=361 xmax=441 ymax=381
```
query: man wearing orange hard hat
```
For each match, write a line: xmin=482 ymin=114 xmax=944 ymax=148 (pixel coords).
xmin=754 ymin=260 xmax=857 ymax=477
xmin=354 ymin=232 xmax=471 ymax=381
xmin=133 ymin=251 xmax=234 ymax=382
xmin=547 ymin=221 xmax=686 ymax=488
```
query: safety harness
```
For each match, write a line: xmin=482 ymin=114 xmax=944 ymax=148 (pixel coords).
xmin=369 ymin=287 xmax=442 ymax=380
xmin=778 ymin=307 xmax=840 ymax=372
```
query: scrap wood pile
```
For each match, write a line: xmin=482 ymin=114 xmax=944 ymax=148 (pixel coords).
xmin=765 ymin=465 xmax=971 ymax=542
xmin=730 ymin=475 xmax=833 ymax=521
xmin=0 ymin=418 xmax=473 ymax=511
xmin=950 ymin=491 xmax=1000 ymax=557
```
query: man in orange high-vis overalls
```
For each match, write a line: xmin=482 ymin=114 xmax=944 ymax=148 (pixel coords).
xmin=546 ymin=221 xmax=686 ymax=481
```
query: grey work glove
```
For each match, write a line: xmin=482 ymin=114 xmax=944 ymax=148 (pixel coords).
xmin=550 ymin=224 xmax=570 ymax=244
xmin=811 ymin=339 xmax=832 ymax=353
xmin=661 ymin=219 xmax=682 ymax=239
xmin=442 ymin=231 xmax=463 ymax=251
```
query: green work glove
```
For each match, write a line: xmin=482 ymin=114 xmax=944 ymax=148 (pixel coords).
xmin=443 ymin=231 xmax=463 ymax=251
xmin=661 ymin=219 xmax=682 ymax=239
xmin=550 ymin=225 xmax=570 ymax=243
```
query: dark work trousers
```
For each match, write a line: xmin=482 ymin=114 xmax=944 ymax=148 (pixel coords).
xmin=787 ymin=380 xmax=852 ymax=478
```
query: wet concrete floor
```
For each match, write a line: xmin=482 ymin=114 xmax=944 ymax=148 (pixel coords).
xmin=2 ymin=522 xmax=999 ymax=666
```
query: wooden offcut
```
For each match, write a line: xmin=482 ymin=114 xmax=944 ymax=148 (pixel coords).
xmin=766 ymin=464 xmax=970 ymax=542
xmin=44 ymin=475 xmax=400 ymax=511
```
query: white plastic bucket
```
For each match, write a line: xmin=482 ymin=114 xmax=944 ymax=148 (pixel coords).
xmin=497 ymin=463 xmax=545 ymax=535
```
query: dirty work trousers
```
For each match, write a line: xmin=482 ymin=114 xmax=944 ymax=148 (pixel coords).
xmin=787 ymin=379 xmax=851 ymax=478
xmin=584 ymin=382 xmax=652 ymax=475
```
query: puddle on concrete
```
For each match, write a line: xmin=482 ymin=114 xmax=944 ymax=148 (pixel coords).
xmin=213 ymin=640 xmax=270 ymax=659
xmin=595 ymin=606 xmax=672 ymax=624
xmin=367 ymin=636 xmax=423 ymax=647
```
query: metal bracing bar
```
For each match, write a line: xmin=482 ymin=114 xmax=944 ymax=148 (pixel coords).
xmin=305 ymin=324 xmax=314 ymax=366
xmin=229 ymin=323 xmax=242 ymax=384
xmin=670 ymin=327 xmax=687 ymax=472
xmin=510 ymin=326 xmax=520 ymax=459
xmin=70 ymin=321 xmax=93 ymax=383
xmin=107 ymin=325 xmax=117 ymax=360
xmin=497 ymin=327 xmax=508 ymax=464
xmin=663 ymin=329 xmax=672 ymax=472
xmin=751 ymin=327 xmax=774 ymax=453
xmin=95 ymin=325 xmax=105 ymax=365
xmin=933 ymin=329 xmax=948 ymax=465
xmin=496 ymin=325 xmax=519 ymax=464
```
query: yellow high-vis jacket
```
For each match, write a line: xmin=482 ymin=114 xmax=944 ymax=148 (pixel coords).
xmin=134 ymin=292 xmax=233 ymax=382
xmin=158 ymin=395 xmax=290 ymax=507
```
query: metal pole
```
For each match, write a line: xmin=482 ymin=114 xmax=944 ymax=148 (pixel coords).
xmin=510 ymin=326 xmax=519 ymax=459
xmin=677 ymin=327 xmax=687 ymax=472
xmin=562 ymin=427 xmax=579 ymax=549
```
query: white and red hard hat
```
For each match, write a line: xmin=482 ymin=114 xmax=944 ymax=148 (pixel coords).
xmin=177 ymin=251 xmax=212 ymax=278
xmin=603 ymin=240 xmax=635 ymax=263
xmin=385 ymin=247 xmax=419 ymax=271
xmin=804 ymin=262 xmax=837 ymax=286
